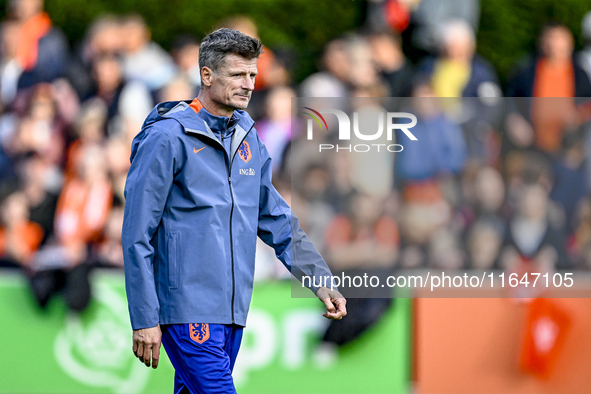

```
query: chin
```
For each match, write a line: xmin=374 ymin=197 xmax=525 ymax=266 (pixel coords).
xmin=230 ymin=100 xmax=250 ymax=110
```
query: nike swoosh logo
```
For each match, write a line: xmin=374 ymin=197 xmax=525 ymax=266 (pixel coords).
xmin=193 ymin=147 xmax=205 ymax=154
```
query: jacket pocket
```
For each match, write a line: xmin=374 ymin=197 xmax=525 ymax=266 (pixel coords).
xmin=168 ymin=232 xmax=179 ymax=289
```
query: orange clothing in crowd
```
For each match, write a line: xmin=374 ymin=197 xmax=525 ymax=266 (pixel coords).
xmin=16 ymin=12 xmax=52 ymax=71
xmin=533 ymin=59 xmax=575 ymax=98
xmin=531 ymin=59 xmax=576 ymax=152
xmin=64 ymin=140 xmax=84 ymax=181
xmin=54 ymin=178 xmax=112 ymax=249
xmin=253 ymin=47 xmax=275 ymax=90
xmin=325 ymin=215 xmax=400 ymax=250
xmin=402 ymin=180 xmax=444 ymax=205
xmin=0 ymin=221 xmax=44 ymax=264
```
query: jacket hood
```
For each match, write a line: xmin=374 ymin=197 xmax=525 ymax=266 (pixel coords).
xmin=131 ymin=100 xmax=255 ymax=163
xmin=143 ymin=100 xmax=255 ymax=132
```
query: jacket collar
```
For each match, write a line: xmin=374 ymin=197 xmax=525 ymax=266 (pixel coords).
xmin=188 ymin=98 xmax=239 ymax=137
xmin=143 ymin=100 xmax=255 ymax=158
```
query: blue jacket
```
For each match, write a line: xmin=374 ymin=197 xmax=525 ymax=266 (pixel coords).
xmin=122 ymin=100 xmax=333 ymax=330
xmin=396 ymin=113 xmax=467 ymax=181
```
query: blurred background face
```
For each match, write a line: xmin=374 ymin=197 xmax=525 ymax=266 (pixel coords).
xmin=29 ymin=85 xmax=55 ymax=121
xmin=105 ymin=137 xmax=129 ymax=176
xmin=122 ymin=17 xmax=149 ymax=53
xmin=351 ymin=193 xmax=382 ymax=226
xmin=301 ymin=166 xmax=329 ymax=200
xmin=78 ymin=145 xmax=107 ymax=182
xmin=348 ymin=38 xmax=379 ymax=88
xmin=218 ymin=16 xmax=259 ymax=39
xmin=323 ymin=40 xmax=350 ymax=80
xmin=0 ymin=192 xmax=28 ymax=226
xmin=442 ymin=23 xmax=475 ymax=62
xmin=89 ymin=18 xmax=124 ymax=57
xmin=159 ymin=77 xmax=194 ymax=102
xmin=21 ymin=156 xmax=46 ymax=188
xmin=411 ymin=83 xmax=440 ymax=117
xmin=265 ymin=86 xmax=294 ymax=121
xmin=75 ymin=99 xmax=106 ymax=141
xmin=429 ymin=229 xmax=464 ymax=269
xmin=1 ymin=20 xmax=21 ymax=60
xmin=519 ymin=184 xmax=548 ymax=220
xmin=175 ymin=43 xmax=200 ymax=72
xmin=104 ymin=206 xmax=124 ymax=241
xmin=368 ymin=33 xmax=403 ymax=71
xmin=475 ymin=167 xmax=505 ymax=212
xmin=469 ymin=222 xmax=502 ymax=269
xmin=10 ymin=0 xmax=42 ymax=21
xmin=93 ymin=55 xmax=122 ymax=94
xmin=541 ymin=26 xmax=573 ymax=61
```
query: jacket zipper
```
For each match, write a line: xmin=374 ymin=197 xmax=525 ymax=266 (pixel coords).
xmin=186 ymin=122 xmax=254 ymax=325
xmin=227 ymin=124 xmax=255 ymax=324
xmin=227 ymin=172 xmax=236 ymax=323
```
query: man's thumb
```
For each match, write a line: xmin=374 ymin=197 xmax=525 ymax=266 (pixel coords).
xmin=323 ymin=298 xmax=336 ymax=312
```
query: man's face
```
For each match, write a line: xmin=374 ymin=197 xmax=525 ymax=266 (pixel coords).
xmin=205 ymin=53 xmax=258 ymax=112
xmin=541 ymin=27 xmax=573 ymax=61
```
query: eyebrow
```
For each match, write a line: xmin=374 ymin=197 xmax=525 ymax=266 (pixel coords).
xmin=228 ymin=70 xmax=258 ymax=75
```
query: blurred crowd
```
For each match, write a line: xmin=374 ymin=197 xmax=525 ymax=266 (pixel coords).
xmin=1 ymin=0 xmax=591 ymax=312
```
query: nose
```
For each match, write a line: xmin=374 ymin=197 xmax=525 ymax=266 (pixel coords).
xmin=243 ymin=75 xmax=255 ymax=91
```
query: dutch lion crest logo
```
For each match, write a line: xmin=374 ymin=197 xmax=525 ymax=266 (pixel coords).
xmin=238 ymin=141 xmax=252 ymax=163
xmin=189 ymin=323 xmax=210 ymax=344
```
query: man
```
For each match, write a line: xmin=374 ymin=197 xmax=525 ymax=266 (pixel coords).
xmin=122 ymin=28 xmax=346 ymax=393
xmin=8 ymin=0 xmax=70 ymax=90
xmin=506 ymin=23 xmax=591 ymax=154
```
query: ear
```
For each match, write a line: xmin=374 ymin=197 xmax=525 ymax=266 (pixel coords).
xmin=201 ymin=66 xmax=214 ymax=87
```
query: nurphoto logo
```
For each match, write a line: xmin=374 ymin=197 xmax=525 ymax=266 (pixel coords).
xmin=302 ymin=107 xmax=418 ymax=152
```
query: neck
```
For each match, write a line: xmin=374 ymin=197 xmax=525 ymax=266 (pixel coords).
xmin=545 ymin=57 xmax=570 ymax=65
xmin=197 ymin=91 xmax=234 ymax=117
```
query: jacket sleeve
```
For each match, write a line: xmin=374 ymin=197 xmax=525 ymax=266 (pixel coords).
xmin=122 ymin=126 xmax=176 ymax=330
xmin=256 ymin=136 xmax=335 ymax=294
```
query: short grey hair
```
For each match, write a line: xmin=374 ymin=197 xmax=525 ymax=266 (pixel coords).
xmin=199 ymin=28 xmax=263 ymax=74
xmin=438 ymin=19 xmax=475 ymax=50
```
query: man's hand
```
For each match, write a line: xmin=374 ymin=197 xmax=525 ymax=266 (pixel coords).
xmin=316 ymin=286 xmax=347 ymax=320
xmin=132 ymin=325 xmax=162 ymax=369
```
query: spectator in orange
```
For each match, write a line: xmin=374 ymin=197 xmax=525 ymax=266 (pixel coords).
xmin=506 ymin=23 xmax=591 ymax=153
xmin=0 ymin=190 xmax=43 ymax=268
xmin=26 ymin=145 xmax=110 ymax=312
xmin=8 ymin=0 xmax=69 ymax=90
xmin=54 ymin=144 xmax=112 ymax=263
